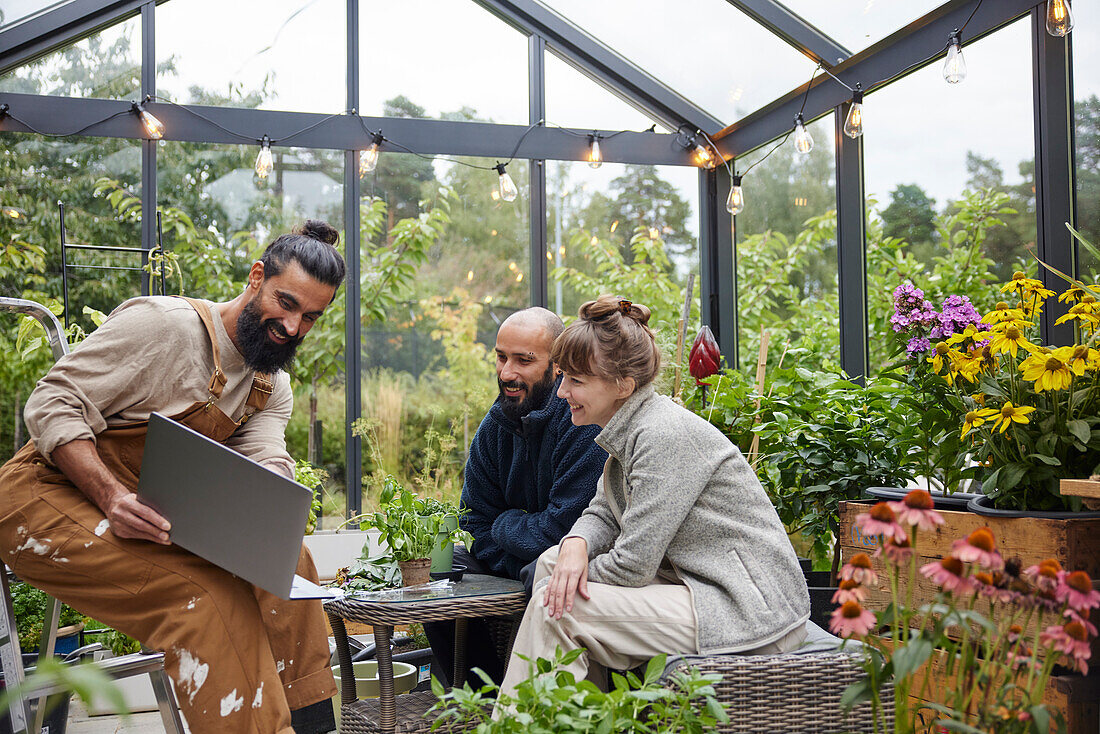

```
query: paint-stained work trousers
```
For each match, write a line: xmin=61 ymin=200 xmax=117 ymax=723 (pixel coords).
xmin=0 ymin=296 xmax=335 ymax=734
xmin=0 ymin=439 xmax=335 ymax=733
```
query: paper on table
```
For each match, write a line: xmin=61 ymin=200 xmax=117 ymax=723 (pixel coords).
xmin=290 ymin=574 xmax=345 ymax=600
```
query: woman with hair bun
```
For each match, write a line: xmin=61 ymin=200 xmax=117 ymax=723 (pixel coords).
xmin=499 ymin=294 xmax=810 ymax=695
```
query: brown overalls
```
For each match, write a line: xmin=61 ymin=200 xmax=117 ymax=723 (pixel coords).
xmin=0 ymin=298 xmax=335 ymax=733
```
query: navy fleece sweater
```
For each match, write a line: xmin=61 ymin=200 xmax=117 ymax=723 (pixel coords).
xmin=460 ymin=379 xmax=606 ymax=579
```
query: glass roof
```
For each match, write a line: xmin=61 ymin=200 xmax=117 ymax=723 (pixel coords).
xmin=0 ymin=1 xmax=70 ymax=31
xmin=359 ymin=0 xmax=528 ymax=124
xmin=536 ymin=0 xmax=818 ymax=124
xmin=779 ymin=0 xmax=949 ymax=57
xmin=157 ymin=0 xmax=346 ymax=113
xmin=545 ymin=51 xmax=668 ymax=133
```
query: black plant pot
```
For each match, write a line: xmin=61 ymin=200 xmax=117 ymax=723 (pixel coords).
xmin=864 ymin=486 xmax=980 ymax=512
xmin=802 ymin=570 xmax=837 ymax=629
xmin=392 ymin=646 xmax=442 ymax=692
xmin=967 ymin=493 xmax=1100 ymax=519
xmin=796 ymin=557 xmax=813 ymax=576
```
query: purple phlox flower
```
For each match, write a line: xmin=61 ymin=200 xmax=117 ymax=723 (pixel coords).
xmin=891 ymin=283 xmax=940 ymax=333
xmin=906 ymin=337 xmax=931 ymax=355
xmin=930 ymin=294 xmax=983 ymax=340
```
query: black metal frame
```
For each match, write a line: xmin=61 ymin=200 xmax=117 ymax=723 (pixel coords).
xmin=0 ymin=0 xmax=1083 ymax=515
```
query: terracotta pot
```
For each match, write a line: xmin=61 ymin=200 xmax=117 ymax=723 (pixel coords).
xmin=398 ymin=558 xmax=432 ymax=587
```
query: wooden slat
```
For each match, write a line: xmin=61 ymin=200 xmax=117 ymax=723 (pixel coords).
xmin=1061 ymin=479 xmax=1100 ymax=500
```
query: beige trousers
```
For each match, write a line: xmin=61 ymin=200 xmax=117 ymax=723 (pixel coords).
xmin=500 ymin=545 xmax=808 ymax=699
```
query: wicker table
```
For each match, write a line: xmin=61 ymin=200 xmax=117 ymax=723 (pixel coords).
xmin=324 ymin=574 xmax=526 ymax=734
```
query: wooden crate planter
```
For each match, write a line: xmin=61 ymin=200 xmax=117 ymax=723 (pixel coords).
xmin=839 ymin=500 xmax=1100 ymax=733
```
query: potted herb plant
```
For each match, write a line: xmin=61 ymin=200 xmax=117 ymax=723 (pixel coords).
xmin=366 ymin=476 xmax=471 ymax=587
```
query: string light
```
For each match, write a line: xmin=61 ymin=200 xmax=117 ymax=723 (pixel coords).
xmin=693 ymin=142 xmax=714 ymax=168
xmin=466 ymin=270 xmax=474 ymax=281
xmin=494 ymin=163 xmax=518 ymax=202
xmin=1 ymin=205 xmax=26 ymax=221
xmin=254 ymin=136 xmax=274 ymax=179
xmin=1046 ymin=0 xmax=1074 ymax=36
xmin=793 ymin=113 xmax=813 ymax=154
xmin=590 ymin=235 xmax=598 ymax=246
xmin=516 ymin=273 xmax=523 ymax=282
xmin=726 ymin=174 xmax=744 ymax=215
xmin=943 ymin=30 xmax=966 ymax=84
xmin=587 ymin=134 xmax=602 ymax=169
xmin=610 ymin=220 xmax=619 ymax=233
xmin=843 ymin=86 xmax=864 ymax=139
xmin=131 ymin=101 xmax=164 ymax=139
xmin=360 ymin=131 xmax=384 ymax=177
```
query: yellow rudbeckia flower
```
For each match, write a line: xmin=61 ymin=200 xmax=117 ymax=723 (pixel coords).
xmin=1000 ymin=271 xmax=1055 ymax=300
xmin=981 ymin=302 xmax=1027 ymax=325
xmin=927 ymin=342 xmax=953 ymax=373
xmin=989 ymin=401 xmax=1036 ymax=433
xmin=961 ymin=408 xmax=999 ymax=438
xmin=987 ymin=324 xmax=1036 ymax=358
xmin=1065 ymin=345 xmax=1099 ymax=375
xmin=1058 ymin=285 xmax=1088 ymax=304
xmin=1054 ymin=302 xmax=1100 ymax=327
xmin=1020 ymin=351 xmax=1074 ymax=392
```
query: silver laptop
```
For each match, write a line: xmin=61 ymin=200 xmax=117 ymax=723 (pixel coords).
xmin=138 ymin=412 xmax=331 ymax=599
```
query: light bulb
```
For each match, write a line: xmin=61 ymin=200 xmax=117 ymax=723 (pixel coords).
xmin=359 ymin=132 xmax=384 ymax=177
xmin=793 ymin=113 xmax=813 ymax=154
xmin=726 ymin=175 xmax=744 ymax=215
xmin=943 ymin=32 xmax=966 ymax=84
xmin=693 ymin=144 xmax=713 ymax=168
xmin=587 ymin=135 xmax=602 ymax=169
xmin=1 ymin=205 xmax=26 ymax=220
xmin=255 ymin=137 xmax=274 ymax=179
xmin=843 ymin=89 xmax=864 ymax=139
xmin=132 ymin=102 xmax=164 ymax=139
xmin=1046 ymin=0 xmax=1074 ymax=36
xmin=495 ymin=163 xmax=518 ymax=202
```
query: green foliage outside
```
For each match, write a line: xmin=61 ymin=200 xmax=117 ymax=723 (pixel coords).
xmin=9 ymin=583 xmax=85 ymax=652
xmin=429 ymin=649 xmax=728 ymax=733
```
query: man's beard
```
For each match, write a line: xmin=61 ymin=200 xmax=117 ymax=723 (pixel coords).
xmin=498 ymin=363 xmax=556 ymax=423
xmin=236 ymin=297 xmax=303 ymax=373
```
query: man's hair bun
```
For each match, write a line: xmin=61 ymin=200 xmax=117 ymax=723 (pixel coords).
xmin=298 ymin=219 xmax=339 ymax=246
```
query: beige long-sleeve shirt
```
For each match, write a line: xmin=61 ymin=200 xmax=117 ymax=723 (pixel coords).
xmin=24 ymin=296 xmax=295 ymax=477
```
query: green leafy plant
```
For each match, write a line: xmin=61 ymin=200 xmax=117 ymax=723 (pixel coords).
xmin=363 ymin=477 xmax=471 ymax=563
xmin=294 ymin=459 xmax=328 ymax=535
xmin=10 ymin=582 xmax=85 ymax=652
xmin=83 ymin=619 xmax=141 ymax=657
xmin=429 ymin=648 xmax=728 ymax=733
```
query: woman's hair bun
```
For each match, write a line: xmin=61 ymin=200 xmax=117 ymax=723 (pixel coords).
xmin=298 ymin=219 xmax=339 ymax=246
xmin=578 ymin=295 xmax=651 ymax=326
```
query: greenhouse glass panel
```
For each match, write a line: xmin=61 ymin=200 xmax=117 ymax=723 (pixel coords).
xmin=538 ymin=0 xmax=817 ymax=122
xmin=0 ymin=0 xmax=70 ymax=30
xmin=544 ymin=51 xmax=669 ymax=133
xmin=358 ymin=154 xmax=528 ymax=509
xmin=733 ymin=113 xmax=837 ymax=372
xmin=154 ymin=141 xmax=346 ymax=519
xmin=545 ymin=161 xmax=699 ymax=328
xmin=862 ymin=17 xmax=1035 ymax=374
xmin=0 ymin=132 xmax=142 ymax=462
xmin=780 ymin=0 xmax=945 ymax=57
xmin=358 ymin=0 xmax=527 ymax=124
xmin=1073 ymin=0 xmax=1100 ymax=277
xmin=156 ymin=0 xmax=345 ymax=112
xmin=0 ymin=14 xmax=140 ymax=98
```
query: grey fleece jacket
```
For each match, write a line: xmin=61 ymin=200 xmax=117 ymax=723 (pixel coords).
xmin=567 ymin=385 xmax=809 ymax=654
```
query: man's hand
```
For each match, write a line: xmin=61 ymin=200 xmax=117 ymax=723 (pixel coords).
xmin=50 ymin=438 xmax=171 ymax=545
xmin=544 ymin=537 xmax=590 ymax=619
xmin=104 ymin=492 xmax=171 ymax=544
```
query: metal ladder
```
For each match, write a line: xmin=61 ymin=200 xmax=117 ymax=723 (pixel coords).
xmin=0 ymin=297 xmax=184 ymax=734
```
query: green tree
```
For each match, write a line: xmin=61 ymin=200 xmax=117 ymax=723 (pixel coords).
xmin=880 ymin=183 xmax=936 ymax=247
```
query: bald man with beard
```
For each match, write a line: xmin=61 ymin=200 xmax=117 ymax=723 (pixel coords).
xmin=424 ymin=307 xmax=607 ymax=687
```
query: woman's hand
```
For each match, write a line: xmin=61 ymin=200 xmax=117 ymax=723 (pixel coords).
xmin=544 ymin=537 xmax=590 ymax=619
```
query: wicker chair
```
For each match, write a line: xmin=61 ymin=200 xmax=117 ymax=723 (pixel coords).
xmin=661 ymin=622 xmax=893 ymax=734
